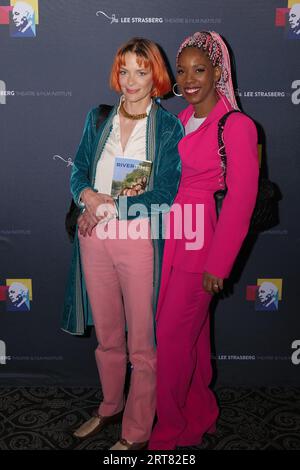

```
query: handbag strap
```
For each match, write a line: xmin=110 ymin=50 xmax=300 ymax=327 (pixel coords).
xmin=217 ymin=109 xmax=240 ymax=188
xmin=95 ymin=104 xmax=113 ymax=130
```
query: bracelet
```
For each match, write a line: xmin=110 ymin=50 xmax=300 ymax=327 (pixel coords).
xmin=79 ymin=187 xmax=99 ymax=207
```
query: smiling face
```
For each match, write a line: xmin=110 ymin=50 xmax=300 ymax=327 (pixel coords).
xmin=118 ymin=52 xmax=154 ymax=105
xmin=176 ymin=47 xmax=221 ymax=115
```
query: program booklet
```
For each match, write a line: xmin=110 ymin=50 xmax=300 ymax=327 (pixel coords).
xmin=111 ymin=157 xmax=152 ymax=198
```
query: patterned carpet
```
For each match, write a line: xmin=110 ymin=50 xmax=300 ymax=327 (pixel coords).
xmin=0 ymin=387 xmax=299 ymax=450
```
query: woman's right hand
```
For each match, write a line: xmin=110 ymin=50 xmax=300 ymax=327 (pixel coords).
xmin=81 ymin=188 xmax=114 ymax=224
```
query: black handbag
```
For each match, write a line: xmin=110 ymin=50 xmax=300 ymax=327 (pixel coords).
xmin=65 ymin=104 xmax=113 ymax=242
xmin=214 ymin=110 xmax=280 ymax=233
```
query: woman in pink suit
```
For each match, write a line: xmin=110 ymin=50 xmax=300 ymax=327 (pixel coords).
xmin=149 ymin=31 xmax=259 ymax=450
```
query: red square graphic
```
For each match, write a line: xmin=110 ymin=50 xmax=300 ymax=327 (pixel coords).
xmin=0 ymin=285 xmax=8 ymax=301
xmin=275 ymin=8 xmax=290 ymax=26
xmin=0 ymin=6 xmax=11 ymax=25
xmin=246 ymin=285 xmax=258 ymax=301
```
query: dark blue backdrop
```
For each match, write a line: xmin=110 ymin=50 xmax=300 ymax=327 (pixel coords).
xmin=0 ymin=0 xmax=299 ymax=386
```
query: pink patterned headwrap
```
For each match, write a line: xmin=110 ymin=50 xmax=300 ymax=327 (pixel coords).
xmin=176 ymin=31 xmax=239 ymax=110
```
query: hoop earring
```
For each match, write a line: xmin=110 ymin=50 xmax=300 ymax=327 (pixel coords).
xmin=172 ymin=83 xmax=182 ymax=97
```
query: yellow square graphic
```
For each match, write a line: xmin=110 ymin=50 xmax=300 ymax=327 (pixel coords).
xmin=6 ymin=279 xmax=33 ymax=300
xmin=10 ymin=0 xmax=39 ymax=24
xmin=288 ymin=0 xmax=300 ymax=8
xmin=257 ymin=279 xmax=282 ymax=300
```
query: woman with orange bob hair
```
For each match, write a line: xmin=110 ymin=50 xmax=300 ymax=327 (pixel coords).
xmin=62 ymin=38 xmax=183 ymax=450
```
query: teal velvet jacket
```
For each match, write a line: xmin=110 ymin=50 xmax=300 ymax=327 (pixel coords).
xmin=62 ymin=100 xmax=183 ymax=335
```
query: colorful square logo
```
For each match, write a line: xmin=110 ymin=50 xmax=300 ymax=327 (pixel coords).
xmin=246 ymin=279 xmax=283 ymax=311
xmin=275 ymin=1 xmax=300 ymax=39
xmin=0 ymin=1 xmax=39 ymax=37
xmin=4 ymin=278 xmax=32 ymax=311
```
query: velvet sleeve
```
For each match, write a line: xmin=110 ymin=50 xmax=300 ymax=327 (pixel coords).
xmin=70 ymin=109 xmax=96 ymax=207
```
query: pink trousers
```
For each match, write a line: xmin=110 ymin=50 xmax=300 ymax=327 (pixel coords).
xmin=78 ymin=222 xmax=156 ymax=442
xmin=148 ymin=267 xmax=219 ymax=450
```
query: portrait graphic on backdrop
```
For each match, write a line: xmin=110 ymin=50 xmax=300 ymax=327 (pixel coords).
xmin=247 ymin=279 xmax=283 ymax=311
xmin=275 ymin=1 xmax=300 ymax=39
xmin=288 ymin=3 xmax=300 ymax=36
xmin=5 ymin=279 xmax=32 ymax=311
xmin=0 ymin=0 xmax=38 ymax=37
xmin=255 ymin=282 xmax=279 ymax=311
xmin=10 ymin=1 xmax=35 ymax=37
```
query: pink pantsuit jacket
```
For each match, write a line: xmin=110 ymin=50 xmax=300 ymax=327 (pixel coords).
xmin=157 ymin=94 xmax=259 ymax=314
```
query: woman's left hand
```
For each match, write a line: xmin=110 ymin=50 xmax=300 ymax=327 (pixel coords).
xmin=203 ymin=271 xmax=224 ymax=295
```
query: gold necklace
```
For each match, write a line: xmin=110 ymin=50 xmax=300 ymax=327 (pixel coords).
xmin=119 ymin=101 xmax=147 ymax=120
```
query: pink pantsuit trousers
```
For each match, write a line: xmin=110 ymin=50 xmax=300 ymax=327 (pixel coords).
xmin=78 ymin=220 xmax=156 ymax=443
